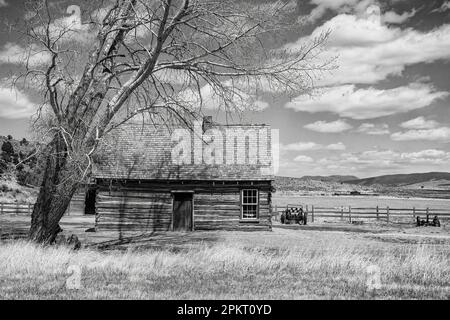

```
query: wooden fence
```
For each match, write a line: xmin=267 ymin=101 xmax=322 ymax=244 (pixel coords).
xmin=272 ymin=204 xmax=450 ymax=223
xmin=0 ymin=194 xmax=86 ymax=216
xmin=2 ymin=200 xmax=449 ymax=224
xmin=0 ymin=202 xmax=34 ymax=216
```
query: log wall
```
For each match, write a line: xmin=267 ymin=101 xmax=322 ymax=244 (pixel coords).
xmin=65 ymin=192 xmax=86 ymax=216
xmin=95 ymin=179 xmax=272 ymax=232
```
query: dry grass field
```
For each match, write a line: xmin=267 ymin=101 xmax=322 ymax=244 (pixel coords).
xmin=1 ymin=214 xmax=449 ymax=299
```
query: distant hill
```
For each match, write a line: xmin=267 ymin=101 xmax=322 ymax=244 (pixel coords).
xmin=274 ymin=176 xmax=373 ymax=194
xmin=274 ymin=172 xmax=450 ymax=199
xmin=346 ymin=172 xmax=450 ymax=187
xmin=300 ymin=175 xmax=358 ymax=183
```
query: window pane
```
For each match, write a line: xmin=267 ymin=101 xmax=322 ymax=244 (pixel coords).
xmin=242 ymin=189 xmax=258 ymax=205
xmin=242 ymin=205 xmax=257 ymax=219
xmin=242 ymin=190 xmax=258 ymax=218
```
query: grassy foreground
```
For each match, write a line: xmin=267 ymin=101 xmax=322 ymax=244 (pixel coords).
xmin=0 ymin=226 xmax=449 ymax=299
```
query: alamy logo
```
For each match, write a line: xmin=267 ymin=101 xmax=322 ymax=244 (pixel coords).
xmin=171 ymin=121 xmax=279 ymax=175
xmin=66 ymin=265 xmax=82 ymax=290
xmin=366 ymin=265 xmax=382 ymax=291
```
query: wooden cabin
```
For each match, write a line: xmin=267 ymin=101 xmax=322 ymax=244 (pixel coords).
xmin=90 ymin=117 xmax=275 ymax=232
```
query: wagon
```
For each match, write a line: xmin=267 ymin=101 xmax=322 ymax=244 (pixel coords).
xmin=280 ymin=206 xmax=307 ymax=225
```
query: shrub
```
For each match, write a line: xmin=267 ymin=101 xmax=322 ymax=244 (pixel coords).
xmin=20 ymin=138 xmax=29 ymax=146
xmin=0 ymin=158 xmax=7 ymax=175
xmin=1 ymin=141 xmax=13 ymax=153
xmin=16 ymin=170 xmax=29 ymax=186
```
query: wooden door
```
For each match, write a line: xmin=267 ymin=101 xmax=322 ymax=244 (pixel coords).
xmin=172 ymin=193 xmax=193 ymax=231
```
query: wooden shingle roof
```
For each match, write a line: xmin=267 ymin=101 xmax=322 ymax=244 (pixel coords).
xmin=92 ymin=121 xmax=274 ymax=181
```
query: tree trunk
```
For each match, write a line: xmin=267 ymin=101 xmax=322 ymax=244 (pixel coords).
xmin=29 ymin=135 xmax=79 ymax=243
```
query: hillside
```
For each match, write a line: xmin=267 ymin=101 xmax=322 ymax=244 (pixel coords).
xmin=274 ymin=173 xmax=450 ymax=199
xmin=346 ymin=172 xmax=450 ymax=187
xmin=0 ymin=135 xmax=42 ymax=202
xmin=300 ymin=175 xmax=358 ymax=183
xmin=274 ymin=176 xmax=375 ymax=195
xmin=0 ymin=174 xmax=38 ymax=203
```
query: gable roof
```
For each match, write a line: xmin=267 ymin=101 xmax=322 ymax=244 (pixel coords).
xmin=92 ymin=120 xmax=274 ymax=181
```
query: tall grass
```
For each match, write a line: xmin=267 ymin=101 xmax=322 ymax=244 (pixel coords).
xmin=1 ymin=237 xmax=449 ymax=299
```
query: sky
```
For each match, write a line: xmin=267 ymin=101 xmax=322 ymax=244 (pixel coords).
xmin=0 ymin=0 xmax=449 ymax=178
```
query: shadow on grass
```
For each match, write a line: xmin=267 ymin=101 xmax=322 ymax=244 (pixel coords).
xmin=87 ymin=231 xmax=221 ymax=251
xmin=273 ymin=223 xmax=390 ymax=234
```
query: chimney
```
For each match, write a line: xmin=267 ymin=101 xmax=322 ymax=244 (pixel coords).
xmin=202 ymin=116 xmax=213 ymax=132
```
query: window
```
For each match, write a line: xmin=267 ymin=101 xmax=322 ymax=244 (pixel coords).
xmin=241 ymin=189 xmax=258 ymax=219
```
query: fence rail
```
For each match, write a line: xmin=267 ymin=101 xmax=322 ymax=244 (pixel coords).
xmin=0 ymin=198 xmax=85 ymax=216
xmin=0 ymin=202 xmax=33 ymax=216
xmin=272 ymin=204 xmax=450 ymax=224
xmin=3 ymin=201 xmax=449 ymax=224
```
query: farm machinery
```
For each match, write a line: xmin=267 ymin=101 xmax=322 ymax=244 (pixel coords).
xmin=280 ymin=206 xmax=307 ymax=225
xmin=416 ymin=215 xmax=441 ymax=227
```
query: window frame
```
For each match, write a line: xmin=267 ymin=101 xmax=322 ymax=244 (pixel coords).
xmin=240 ymin=189 xmax=259 ymax=220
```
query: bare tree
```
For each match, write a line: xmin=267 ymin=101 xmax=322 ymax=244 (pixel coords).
xmin=6 ymin=0 xmax=332 ymax=243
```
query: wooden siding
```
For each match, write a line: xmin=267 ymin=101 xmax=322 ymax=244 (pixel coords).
xmin=96 ymin=191 xmax=173 ymax=231
xmin=194 ymin=192 xmax=271 ymax=231
xmin=65 ymin=192 xmax=86 ymax=216
xmin=95 ymin=179 xmax=272 ymax=232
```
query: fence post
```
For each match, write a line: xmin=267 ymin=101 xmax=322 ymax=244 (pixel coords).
xmin=426 ymin=208 xmax=429 ymax=223
xmin=305 ymin=205 xmax=308 ymax=224
xmin=349 ymin=206 xmax=352 ymax=223
xmin=0 ymin=202 xmax=3 ymax=215
xmin=386 ymin=206 xmax=390 ymax=223
xmin=376 ymin=206 xmax=379 ymax=220
xmin=311 ymin=205 xmax=315 ymax=223
xmin=413 ymin=207 xmax=415 ymax=219
xmin=341 ymin=206 xmax=344 ymax=221
xmin=28 ymin=203 xmax=31 ymax=215
xmin=274 ymin=205 xmax=277 ymax=221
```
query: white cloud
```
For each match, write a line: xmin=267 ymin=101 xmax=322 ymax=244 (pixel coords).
xmin=391 ymin=127 xmax=450 ymax=142
xmin=356 ymin=123 xmax=390 ymax=135
xmin=307 ymin=0 xmax=365 ymax=22
xmin=402 ymin=149 xmax=448 ymax=160
xmin=286 ymin=83 xmax=448 ymax=120
xmin=0 ymin=87 xmax=37 ymax=119
xmin=303 ymin=120 xmax=353 ymax=133
xmin=318 ymin=148 xmax=450 ymax=171
xmin=282 ymin=142 xmax=321 ymax=151
xmin=307 ymin=0 xmax=415 ymax=24
xmin=432 ymin=1 xmax=450 ymax=13
xmin=294 ymin=155 xmax=314 ymax=162
xmin=326 ymin=142 xmax=346 ymax=150
xmin=30 ymin=5 xmax=95 ymax=45
xmin=282 ymin=141 xmax=346 ymax=151
xmin=0 ymin=43 xmax=52 ymax=67
xmin=381 ymin=9 xmax=416 ymax=24
xmin=0 ymin=0 xmax=7 ymax=8
xmin=178 ymin=82 xmax=269 ymax=112
xmin=304 ymin=119 xmax=353 ymax=133
xmin=253 ymin=100 xmax=270 ymax=111
xmin=286 ymin=7 xmax=450 ymax=86
xmin=399 ymin=116 xmax=439 ymax=130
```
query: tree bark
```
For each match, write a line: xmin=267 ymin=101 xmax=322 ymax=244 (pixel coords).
xmin=29 ymin=135 xmax=79 ymax=243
